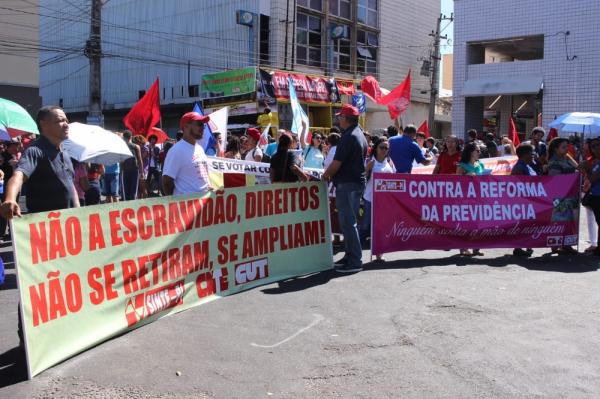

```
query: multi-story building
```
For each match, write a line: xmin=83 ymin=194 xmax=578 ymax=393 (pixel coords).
xmin=0 ymin=0 xmax=41 ymax=115
xmin=453 ymin=0 xmax=600 ymax=139
xmin=40 ymin=0 xmax=439 ymax=134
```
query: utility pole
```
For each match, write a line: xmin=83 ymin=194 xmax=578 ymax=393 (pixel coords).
xmin=85 ymin=0 xmax=103 ymax=126
xmin=428 ymin=13 xmax=452 ymax=136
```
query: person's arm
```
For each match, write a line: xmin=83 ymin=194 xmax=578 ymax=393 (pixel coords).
xmin=323 ymin=160 xmax=342 ymax=181
xmin=253 ymin=150 xmax=262 ymax=163
xmin=135 ymin=145 xmax=144 ymax=177
xmin=162 ymin=175 xmax=175 ymax=196
xmin=291 ymin=164 xmax=309 ymax=182
xmin=432 ymin=158 xmax=441 ymax=174
xmin=0 ymin=171 xmax=26 ymax=218
xmin=71 ymin=182 xmax=80 ymax=207
xmin=365 ymin=159 xmax=375 ymax=175
xmin=456 ymin=165 xmax=466 ymax=175
xmin=416 ymin=145 xmax=432 ymax=166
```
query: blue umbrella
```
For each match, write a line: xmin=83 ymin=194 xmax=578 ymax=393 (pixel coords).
xmin=548 ymin=112 xmax=600 ymax=137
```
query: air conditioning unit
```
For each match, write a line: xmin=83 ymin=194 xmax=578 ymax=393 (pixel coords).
xmin=330 ymin=24 xmax=348 ymax=40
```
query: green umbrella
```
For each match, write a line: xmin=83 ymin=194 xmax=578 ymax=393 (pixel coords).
xmin=0 ymin=97 xmax=39 ymax=140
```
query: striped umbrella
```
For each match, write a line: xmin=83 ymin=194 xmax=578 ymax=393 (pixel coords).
xmin=0 ymin=97 xmax=39 ymax=140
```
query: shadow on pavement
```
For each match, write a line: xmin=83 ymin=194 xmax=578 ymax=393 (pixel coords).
xmin=263 ymin=252 xmax=598 ymax=295
xmin=261 ymin=269 xmax=342 ymax=295
xmin=0 ymin=346 xmax=28 ymax=388
xmin=366 ymin=252 xmax=599 ymax=274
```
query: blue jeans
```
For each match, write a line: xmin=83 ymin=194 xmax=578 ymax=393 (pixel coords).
xmin=121 ymin=168 xmax=139 ymax=201
xmin=335 ymin=182 xmax=364 ymax=268
xmin=85 ymin=180 xmax=101 ymax=205
xmin=359 ymin=199 xmax=372 ymax=244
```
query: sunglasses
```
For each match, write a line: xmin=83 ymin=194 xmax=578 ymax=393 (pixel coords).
xmin=378 ymin=146 xmax=389 ymax=150
xmin=313 ymin=136 xmax=322 ymax=140
xmin=591 ymin=143 xmax=600 ymax=149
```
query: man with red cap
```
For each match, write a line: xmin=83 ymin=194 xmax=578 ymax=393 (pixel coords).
xmin=323 ymin=104 xmax=368 ymax=273
xmin=162 ymin=112 xmax=212 ymax=196
xmin=244 ymin=127 xmax=263 ymax=162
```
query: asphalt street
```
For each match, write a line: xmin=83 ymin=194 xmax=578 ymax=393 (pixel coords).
xmin=1 ymin=220 xmax=600 ymax=398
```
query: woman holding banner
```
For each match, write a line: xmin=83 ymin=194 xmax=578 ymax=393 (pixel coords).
xmin=585 ymin=138 xmax=600 ymax=256
xmin=433 ymin=135 xmax=461 ymax=174
xmin=360 ymin=137 xmax=395 ymax=260
xmin=457 ymin=143 xmax=485 ymax=256
xmin=270 ymin=133 xmax=309 ymax=183
xmin=547 ymin=138 xmax=579 ymax=254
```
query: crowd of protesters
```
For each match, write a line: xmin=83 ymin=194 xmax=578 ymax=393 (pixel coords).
xmin=0 ymin=104 xmax=597 ymax=270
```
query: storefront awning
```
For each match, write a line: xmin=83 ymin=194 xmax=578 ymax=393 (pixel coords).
xmin=462 ymin=76 xmax=543 ymax=97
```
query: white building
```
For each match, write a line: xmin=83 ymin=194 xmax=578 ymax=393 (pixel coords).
xmin=453 ymin=0 xmax=600 ymax=140
xmin=0 ymin=0 xmax=41 ymax=115
xmin=40 ymin=0 xmax=439 ymax=133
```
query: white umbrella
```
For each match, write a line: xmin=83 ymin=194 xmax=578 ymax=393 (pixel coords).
xmin=63 ymin=123 xmax=133 ymax=164
xmin=548 ymin=112 xmax=600 ymax=137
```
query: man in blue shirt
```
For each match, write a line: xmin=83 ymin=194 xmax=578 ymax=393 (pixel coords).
xmin=388 ymin=125 xmax=431 ymax=173
xmin=323 ymin=104 xmax=367 ymax=273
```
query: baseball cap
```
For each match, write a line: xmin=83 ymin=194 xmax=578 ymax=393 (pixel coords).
xmin=335 ymin=104 xmax=360 ymax=117
xmin=180 ymin=112 xmax=210 ymax=129
xmin=246 ymin=128 xmax=261 ymax=142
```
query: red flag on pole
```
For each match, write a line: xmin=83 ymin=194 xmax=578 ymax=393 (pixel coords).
xmin=417 ymin=121 xmax=430 ymax=138
xmin=547 ymin=127 xmax=558 ymax=141
xmin=123 ymin=78 xmax=161 ymax=137
xmin=508 ymin=117 xmax=521 ymax=146
xmin=360 ymin=75 xmax=383 ymax=102
xmin=379 ymin=71 xmax=411 ymax=120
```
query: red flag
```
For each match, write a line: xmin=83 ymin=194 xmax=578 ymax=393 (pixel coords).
xmin=508 ymin=117 xmax=521 ymax=146
xmin=417 ymin=121 xmax=430 ymax=138
xmin=123 ymin=78 xmax=161 ymax=137
xmin=547 ymin=127 xmax=558 ymax=141
xmin=360 ymin=75 xmax=383 ymax=102
xmin=149 ymin=127 xmax=169 ymax=144
xmin=379 ymin=71 xmax=411 ymax=120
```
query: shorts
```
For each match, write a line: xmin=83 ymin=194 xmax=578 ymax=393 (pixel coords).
xmin=102 ymin=173 xmax=120 ymax=197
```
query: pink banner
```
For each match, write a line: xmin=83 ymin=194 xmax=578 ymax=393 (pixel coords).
xmin=272 ymin=72 xmax=331 ymax=103
xmin=412 ymin=156 xmax=518 ymax=175
xmin=372 ymin=173 xmax=580 ymax=254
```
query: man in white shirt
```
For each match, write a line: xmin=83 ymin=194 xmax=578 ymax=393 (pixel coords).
xmin=244 ymin=128 xmax=263 ymax=162
xmin=162 ymin=112 xmax=212 ymax=196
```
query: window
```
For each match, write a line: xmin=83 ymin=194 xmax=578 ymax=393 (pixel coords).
xmin=296 ymin=13 xmax=322 ymax=67
xmin=357 ymin=0 xmax=378 ymax=27
xmin=467 ymin=35 xmax=544 ymax=65
xmin=298 ymin=0 xmax=322 ymax=12
xmin=356 ymin=29 xmax=378 ymax=75
xmin=329 ymin=0 xmax=351 ymax=19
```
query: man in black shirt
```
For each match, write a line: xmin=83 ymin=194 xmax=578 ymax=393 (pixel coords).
xmin=0 ymin=140 xmax=20 ymax=238
xmin=0 ymin=105 xmax=79 ymax=219
xmin=323 ymin=104 xmax=367 ymax=273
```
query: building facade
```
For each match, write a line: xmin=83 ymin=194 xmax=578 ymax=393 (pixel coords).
xmin=453 ymin=0 xmax=600 ymax=139
xmin=0 ymin=0 xmax=41 ymax=116
xmin=40 ymin=0 xmax=439 ymax=134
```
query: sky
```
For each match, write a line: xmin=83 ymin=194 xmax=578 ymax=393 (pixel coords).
xmin=440 ymin=0 xmax=454 ymax=54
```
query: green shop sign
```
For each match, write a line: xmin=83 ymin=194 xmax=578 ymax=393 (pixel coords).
xmin=201 ymin=67 xmax=257 ymax=98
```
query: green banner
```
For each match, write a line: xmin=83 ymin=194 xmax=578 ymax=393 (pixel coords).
xmin=200 ymin=67 xmax=257 ymax=98
xmin=13 ymin=182 xmax=332 ymax=377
